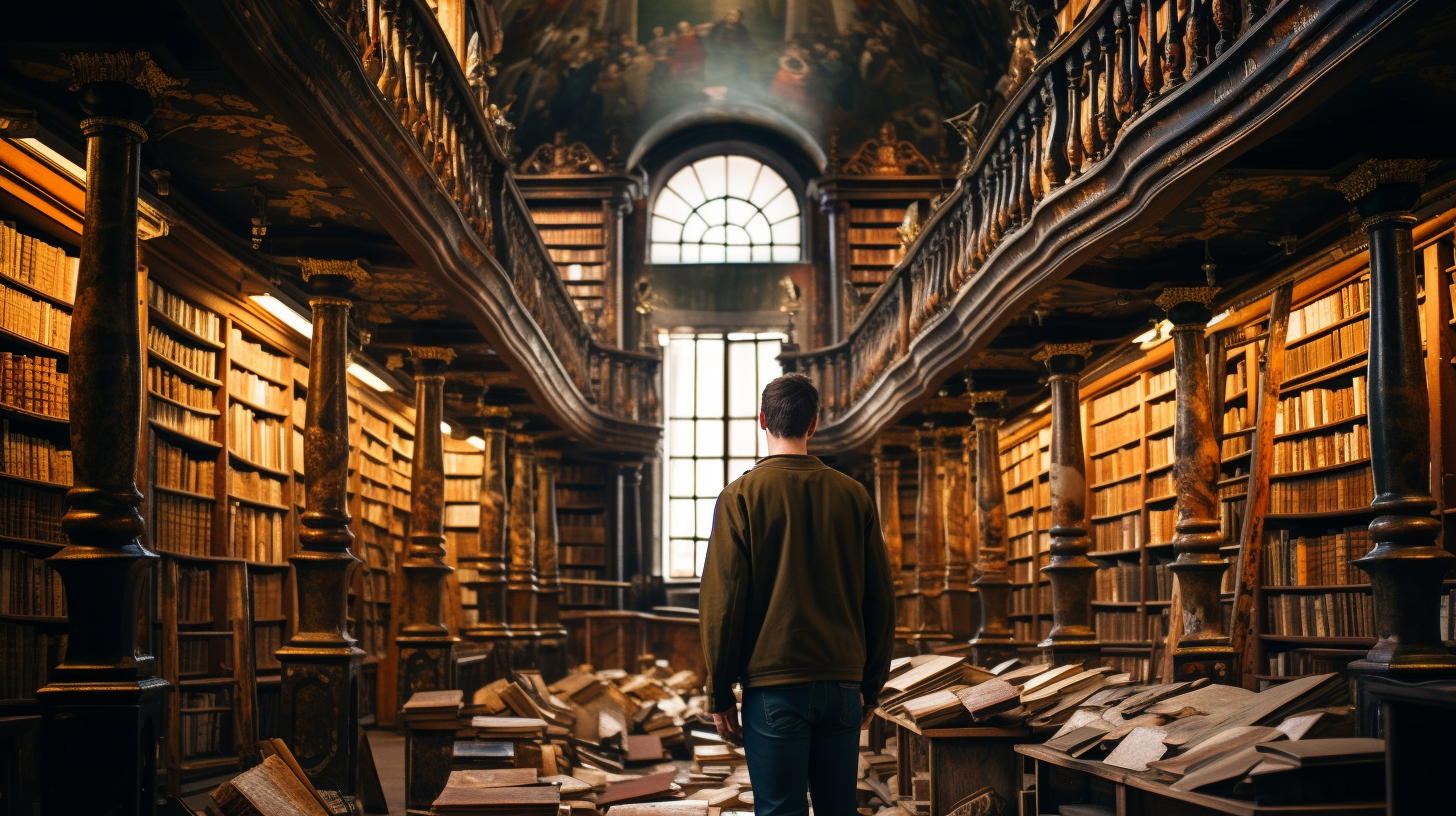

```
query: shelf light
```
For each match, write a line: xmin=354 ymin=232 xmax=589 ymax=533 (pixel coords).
xmin=17 ymin=138 xmax=85 ymax=183
xmin=1206 ymin=309 xmax=1231 ymax=328
xmin=347 ymin=362 xmax=392 ymax=392
xmin=1033 ymin=399 xmax=1051 ymax=414
xmin=1137 ymin=320 xmax=1173 ymax=350
xmin=466 ymin=435 xmax=486 ymax=450
xmin=441 ymin=421 xmax=452 ymax=435
xmin=250 ymin=294 xmax=314 ymax=339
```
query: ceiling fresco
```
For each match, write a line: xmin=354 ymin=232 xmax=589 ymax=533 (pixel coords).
xmin=489 ymin=0 xmax=1017 ymax=169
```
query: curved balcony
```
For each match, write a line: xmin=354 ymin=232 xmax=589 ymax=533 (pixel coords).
xmin=190 ymin=0 xmax=660 ymax=449
xmin=786 ymin=0 xmax=1427 ymax=452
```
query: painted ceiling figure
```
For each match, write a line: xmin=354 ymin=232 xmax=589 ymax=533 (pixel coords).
xmin=706 ymin=9 xmax=755 ymax=83
xmin=672 ymin=21 xmax=706 ymax=82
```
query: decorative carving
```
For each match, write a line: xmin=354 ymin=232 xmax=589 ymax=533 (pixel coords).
xmin=1330 ymin=158 xmax=1436 ymax=203
xmin=843 ymin=122 xmax=935 ymax=176
xmin=63 ymin=51 xmax=181 ymax=97
xmin=299 ymin=257 xmax=369 ymax=283
xmin=1032 ymin=342 xmax=1095 ymax=362
xmin=946 ymin=103 xmax=989 ymax=175
xmin=897 ymin=202 xmax=924 ymax=250
xmin=408 ymin=346 xmax=457 ymax=363
xmin=0 ymin=101 xmax=38 ymax=138
xmin=966 ymin=390 xmax=1008 ymax=405
xmin=1154 ymin=286 xmax=1220 ymax=311
xmin=517 ymin=130 xmax=606 ymax=175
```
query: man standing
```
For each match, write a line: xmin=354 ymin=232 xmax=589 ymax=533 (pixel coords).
xmin=699 ymin=373 xmax=895 ymax=816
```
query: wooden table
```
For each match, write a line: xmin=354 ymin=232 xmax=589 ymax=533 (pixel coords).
xmin=1014 ymin=743 xmax=1385 ymax=816
xmin=877 ymin=710 xmax=1032 ymax=815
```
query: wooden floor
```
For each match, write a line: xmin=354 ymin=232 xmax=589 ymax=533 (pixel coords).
xmin=180 ymin=728 xmax=407 ymax=814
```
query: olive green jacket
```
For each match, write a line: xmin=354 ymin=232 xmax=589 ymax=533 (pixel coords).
xmin=698 ymin=454 xmax=896 ymax=712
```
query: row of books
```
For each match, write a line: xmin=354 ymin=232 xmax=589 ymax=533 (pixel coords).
xmin=1 ymin=482 xmax=64 ymax=543
xmin=1147 ymin=367 xmax=1176 ymax=395
xmin=1268 ymin=467 xmax=1372 ymax=515
xmin=359 ymin=480 xmax=391 ymax=505
xmin=1104 ymin=655 xmax=1149 ymax=683
xmin=252 ymin=572 xmax=285 ymax=619
xmin=148 ymin=324 xmax=217 ymax=380
xmin=1003 ymin=451 xmax=1041 ymax=488
xmin=1263 ymin=527 xmax=1371 ymax=587
xmin=1147 ymin=471 xmax=1174 ymax=502
xmin=849 ymin=208 xmax=908 ymax=223
xmin=1092 ymin=411 xmax=1141 ymax=452
xmin=1095 ymin=609 xmax=1147 ymax=641
xmin=561 ymin=569 xmax=610 ymax=606
xmin=232 ymin=505 xmax=285 ymax=564
xmin=227 ymin=403 xmax=288 ymax=471
xmin=177 ymin=640 xmax=211 ymax=675
xmin=153 ymin=492 xmax=213 ymax=557
xmin=0 ymin=622 xmax=65 ymax=699
xmin=445 ymin=503 xmax=482 ymax=528
xmin=178 ymin=692 xmax=232 ymax=758
xmin=1264 ymin=651 xmax=1341 ymax=678
xmin=155 ymin=438 xmax=215 ymax=497
xmin=1093 ymin=515 xmax=1141 ymax=552
xmin=443 ymin=451 xmax=485 ymax=476
xmin=1 ymin=281 xmax=71 ymax=350
xmin=1148 ymin=397 xmax=1176 ymax=432
xmin=1007 ymin=511 xmax=1035 ymax=538
xmin=0 ymin=548 xmax=65 ymax=617
xmin=1283 ymin=317 xmax=1368 ymax=380
xmin=1011 ymin=583 xmax=1050 ymax=615
xmin=1271 ymin=424 xmax=1369 ymax=475
xmin=149 ymin=363 xmax=216 ymax=410
xmin=536 ymin=227 xmax=605 ymax=246
xmin=1286 ymin=274 xmax=1369 ymax=343
xmin=359 ymin=457 xmax=391 ymax=485
xmin=559 ymin=544 xmax=606 ymax=566
xmin=1264 ymin=591 xmax=1373 ymax=638
xmin=0 ymin=353 xmax=68 ymax=418
xmin=1090 ymin=380 xmax=1141 ymax=423
xmin=446 ymin=477 xmax=481 ymax=503
xmin=1276 ymin=375 xmax=1366 ymax=434
xmin=1091 ymin=444 xmax=1140 ymax=484
xmin=228 ymin=367 xmax=289 ymax=414
xmin=850 ymin=248 xmax=905 ymax=266
xmin=1094 ymin=562 xmax=1144 ymax=602
xmin=1 ymin=418 xmax=71 ymax=485
xmin=1149 ymin=507 xmax=1176 ymax=543
xmin=847 ymin=227 xmax=900 ymax=244
xmin=358 ymin=408 xmax=391 ymax=441
xmin=556 ymin=488 xmax=604 ymax=506
xmin=177 ymin=565 xmax=212 ymax=623
xmin=546 ymin=247 xmax=607 ymax=264
xmin=150 ymin=400 xmax=216 ymax=441
xmin=1148 ymin=435 xmax=1174 ymax=469
xmin=531 ymin=209 xmax=604 ymax=226
xmin=254 ymin=623 xmax=283 ymax=670
xmin=1012 ymin=619 xmax=1053 ymax=643
xmin=228 ymin=328 xmax=288 ymax=383
xmin=229 ymin=469 xmax=286 ymax=506
xmin=359 ymin=435 xmax=391 ymax=464
xmin=850 ymin=269 xmax=891 ymax=285
xmin=1225 ymin=358 xmax=1249 ymax=395
xmin=0 ymin=223 xmax=77 ymax=304
xmin=1092 ymin=479 xmax=1141 ymax=517
xmin=1000 ymin=433 xmax=1041 ymax=471
xmin=1222 ymin=404 xmax=1249 ymax=433
xmin=1010 ymin=531 xmax=1051 ymax=560
xmin=147 ymin=280 xmax=221 ymax=343
xmin=359 ymin=498 xmax=391 ymax=527
xmin=1222 ymin=434 xmax=1252 ymax=460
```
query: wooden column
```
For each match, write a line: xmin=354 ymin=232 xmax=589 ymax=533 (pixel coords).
xmin=1334 ymin=160 xmax=1456 ymax=726
xmin=1034 ymin=343 xmax=1101 ymax=665
xmin=620 ymin=462 xmax=644 ymax=611
xmin=38 ymin=52 xmax=171 ymax=816
xmin=279 ymin=259 xmax=368 ymax=794
xmin=397 ymin=347 xmax=459 ymax=709
xmin=968 ymin=391 xmax=1023 ymax=666
xmin=463 ymin=405 xmax=512 ymax=680
xmin=1157 ymin=287 xmax=1235 ymax=683
xmin=912 ymin=426 xmax=952 ymax=650
xmin=874 ymin=443 xmax=916 ymax=646
xmin=942 ymin=429 xmax=975 ymax=641
xmin=534 ymin=450 xmax=568 ymax=680
xmin=507 ymin=432 xmax=539 ymax=669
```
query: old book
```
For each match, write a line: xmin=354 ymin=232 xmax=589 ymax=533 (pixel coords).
xmin=1017 ymin=664 xmax=1083 ymax=696
xmin=1029 ymin=679 xmax=1110 ymax=728
xmin=693 ymin=744 xmax=744 ymax=766
xmin=402 ymin=689 xmax=463 ymax=727
xmin=602 ymin=802 xmax=707 ymax=816
xmin=955 ymin=679 xmax=1019 ymax=721
xmin=430 ymin=784 xmax=559 ymax=814
xmin=209 ymin=755 xmax=331 ymax=816
xmin=540 ymin=775 xmax=593 ymax=797
xmin=995 ymin=662 xmax=1053 ymax=686
xmin=626 ymin=734 xmax=665 ymax=763
xmin=988 ymin=658 xmax=1021 ymax=675
xmin=596 ymin=771 xmax=679 ymax=807
xmin=1245 ymin=738 xmax=1385 ymax=805
xmin=1043 ymin=721 xmax=1112 ymax=755
xmin=445 ymin=769 xmax=540 ymax=789
xmin=1161 ymin=673 xmax=1343 ymax=748
xmin=903 ymin=687 xmax=972 ymax=728
xmin=453 ymin=742 xmax=516 ymax=763
xmin=1147 ymin=726 xmax=1285 ymax=776
xmin=1170 ymin=745 xmax=1266 ymax=793
xmin=471 ymin=716 xmax=549 ymax=738
xmin=1103 ymin=726 xmax=1169 ymax=771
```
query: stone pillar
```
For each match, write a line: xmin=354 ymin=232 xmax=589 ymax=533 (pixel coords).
xmin=1034 ymin=343 xmax=1101 ymax=665
xmin=1157 ymin=287 xmax=1235 ymax=683
xmin=507 ymin=432 xmax=539 ymax=669
xmin=968 ymin=391 xmax=1022 ymax=666
xmin=463 ymin=405 xmax=512 ymax=680
xmin=38 ymin=52 xmax=172 ymax=816
xmin=941 ymin=429 xmax=975 ymax=641
xmin=534 ymin=450 xmax=568 ymax=680
xmin=1334 ymin=160 xmax=1456 ymax=727
xmin=279 ymin=258 xmax=369 ymax=794
xmin=911 ymin=426 xmax=952 ymax=651
xmin=397 ymin=348 xmax=459 ymax=710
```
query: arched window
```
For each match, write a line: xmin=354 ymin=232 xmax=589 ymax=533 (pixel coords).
xmin=650 ymin=155 xmax=802 ymax=264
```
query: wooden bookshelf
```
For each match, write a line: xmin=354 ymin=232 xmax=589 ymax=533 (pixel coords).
xmin=846 ymin=206 xmax=908 ymax=305
xmin=1002 ymin=417 xmax=1052 ymax=651
xmin=528 ymin=206 xmax=609 ymax=339
xmin=558 ymin=459 xmax=610 ymax=609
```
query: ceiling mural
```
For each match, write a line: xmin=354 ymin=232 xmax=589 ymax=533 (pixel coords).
xmin=490 ymin=0 xmax=1017 ymax=169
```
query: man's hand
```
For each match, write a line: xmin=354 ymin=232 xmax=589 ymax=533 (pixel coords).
xmin=860 ymin=692 xmax=876 ymax=728
xmin=713 ymin=705 xmax=743 ymax=744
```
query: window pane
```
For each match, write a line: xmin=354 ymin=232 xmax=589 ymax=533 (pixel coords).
xmin=726 ymin=156 xmax=760 ymax=199
xmin=701 ymin=244 xmax=726 ymax=263
xmin=696 ymin=459 xmax=725 ymax=496
xmin=725 ymin=224 xmax=752 ymax=246
xmin=695 ymin=419 xmax=724 ymax=457
xmin=771 ymin=216 xmax=801 ymax=246
xmin=669 ymin=539 xmax=697 ymax=578
xmin=699 ymin=199 xmax=728 ymax=229
xmin=749 ymin=168 xmax=787 ymax=207
xmin=668 ymin=167 xmax=706 ymax=206
xmin=668 ymin=419 xmax=695 ymax=455
xmin=652 ymin=216 xmax=683 ymax=244
xmin=668 ymin=458 xmax=696 ymax=497
xmin=761 ymin=188 xmax=799 ymax=223
xmin=745 ymin=213 xmax=772 ymax=245
xmin=697 ymin=498 xmax=718 ymax=538
xmin=728 ymin=419 xmax=757 ymax=457
xmin=751 ymin=245 xmax=771 ymax=262
xmin=727 ymin=342 xmax=757 ymax=417
xmin=655 ymin=188 xmax=693 ymax=222
xmin=651 ymin=243 xmax=680 ymax=263
xmin=670 ymin=499 xmax=697 ymax=538
xmin=757 ymin=339 xmax=783 ymax=397
xmin=682 ymin=213 xmax=709 ymax=244
xmin=772 ymin=245 xmax=801 ymax=262
xmin=668 ymin=339 xmax=695 ymax=417
xmin=696 ymin=157 xmax=728 ymax=200
xmin=681 ymin=243 xmax=700 ymax=263
xmin=728 ymin=458 xmax=756 ymax=482
xmin=696 ymin=338 xmax=724 ymax=418
xmin=725 ymin=198 xmax=757 ymax=228
xmin=725 ymin=245 xmax=751 ymax=263
xmin=696 ymin=542 xmax=710 ymax=578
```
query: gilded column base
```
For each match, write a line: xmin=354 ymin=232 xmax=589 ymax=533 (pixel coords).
xmin=38 ymin=677 xmax=167 ymax=816
xmin=279 ymin=648 xmax=364 ymax=795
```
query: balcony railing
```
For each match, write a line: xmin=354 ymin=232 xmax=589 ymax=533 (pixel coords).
xmin=316 ymin=0 xmax=660 ymax=425
xmin=785 ymin=0 xmax=1297 ymax=425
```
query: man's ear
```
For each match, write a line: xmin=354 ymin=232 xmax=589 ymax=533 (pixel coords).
xmin=759 ymin=411 xmax=768 ymax=431
xmin=805 ymin=414 xmax=819 ymax=439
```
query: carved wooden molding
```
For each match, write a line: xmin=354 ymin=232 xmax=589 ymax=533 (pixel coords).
xmin=517 ymin=131 xmax=607 ymax=176
xmin=1155 ymin=286 xmax=1220 ymax=313
xmin=1330 ymin=158 xmax=1435 ymax=202
xmin=1032 ymin=342 xmax=1094 ymax=362
xmin=63 ymin=51 xmax=181 ymax=97
xmin=299 ymin=257 xmax=369 ymax=282
xmin=842 ymin=122 xmax=935 ymax=176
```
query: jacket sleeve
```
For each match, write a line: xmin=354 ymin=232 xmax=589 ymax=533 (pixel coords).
xmin=699 ymin=490 xmax=750 ymax=713
xmin=860 ymin=498 xmax=895 ymax=706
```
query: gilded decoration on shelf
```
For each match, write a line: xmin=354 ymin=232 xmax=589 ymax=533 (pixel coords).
xmin=1330 ymin=158 xmax=1436 ymax=203
xmin=299 ymin=258 xmax=369 ymax=283
xmin=517 ymin=130 xmax=605 ymax=176
xmin=63 ymin=51 xmax=182 ymax=97
xmin=945 ymin=102 xmax=989 ymax=176
xmin=897 ymin=202 xmax=924 ymax=250
xmin=408 ymin=346 xmax=457 ymax=363
xmin=1031 ymin=342 xmax=1094 ymax=362
xmin=1155 ymin=286 xmax=1220 ymax=312
xmin=0 ymin=101 xmax=37 ymax=138
xmin=843 ymin=122 xmax=935 ymax=176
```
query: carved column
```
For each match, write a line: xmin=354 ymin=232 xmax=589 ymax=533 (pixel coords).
xmin=1157 ymin=287 xmax=1235 ymax=683
xmin=1034 ymin=344 xmax=1101 ymax=665
xmin=507 ymin=432 xmax=539 ymax=669
xmin=278 ymin=259 xmax=369 ymax=794
xmin=534 ymin=450 xmax=568 ymax=680
xmin=912 ymin=427 xmax=952 ymax=651
xmin=874 ymin=444 xmax=916 ymax=646
xmin=941 ymin=429 xmax=975 ymax=641
xmin=968 ymin=392 xmax=1022 ymax=666
xmin=823 ymin=196 xmax=852 ymax=342
xmin=620 ymin=462 xmax=645 ymax=610
xmin=38 ymin=53 xmax=171 ymax=816
xmin=464 ymin=405 xmax=512 ymax=680
xmin=397 ymin=348 xmax=459 ymax=709
xmin=1335 ymin=160 xmax=1456 ymax=727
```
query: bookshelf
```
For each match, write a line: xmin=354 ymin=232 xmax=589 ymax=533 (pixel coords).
xmin=846 ymin=206 xmax=908 ymax=306
xmin=558 ymin=459 xmax=610 ymax=609
xmin=443 ymin=440 xmax=484 ymax=631
xmin=1002 ymin=417 xmax=1052 ymax=651
xmin=530 ymin=207 xmax=608 ymax=332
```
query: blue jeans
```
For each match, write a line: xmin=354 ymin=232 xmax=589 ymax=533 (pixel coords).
xmin=742 ymin=681 xmax=862 ymax=816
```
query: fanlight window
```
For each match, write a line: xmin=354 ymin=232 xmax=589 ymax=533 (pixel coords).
xmin=650 ymin=156 xmax=801 ymax=264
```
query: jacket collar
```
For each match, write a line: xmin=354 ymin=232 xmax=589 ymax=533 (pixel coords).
xmin=752 ymin=454 xmax=826 ymax=471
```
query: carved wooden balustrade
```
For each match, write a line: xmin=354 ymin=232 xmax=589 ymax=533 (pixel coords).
xmin=786 ymin=0 xmax=1291 ymax=424
xmin=315 ymin=0 xmax=660 ymax=425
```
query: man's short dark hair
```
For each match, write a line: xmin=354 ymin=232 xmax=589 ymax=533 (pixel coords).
xmin=760 ymin=373 xmax=819 ymax=438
